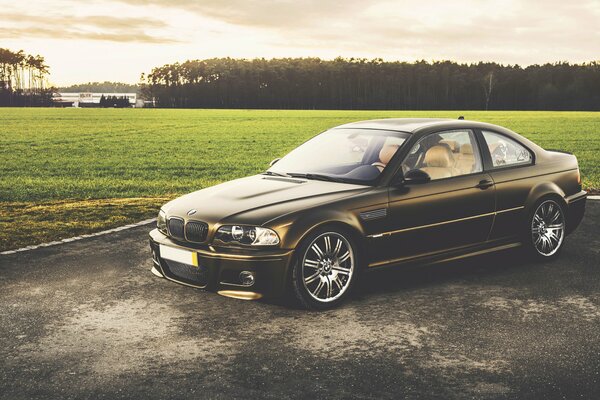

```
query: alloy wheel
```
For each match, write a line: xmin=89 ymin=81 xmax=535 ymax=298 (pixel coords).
xmin=301 ymin=232 xmax=355 ymax=303
xmin=531 ymin=200 xmax=565 ymax=257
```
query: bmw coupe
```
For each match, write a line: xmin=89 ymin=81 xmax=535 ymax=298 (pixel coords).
xmin=149 ymin=118 xmax=586 ymax=309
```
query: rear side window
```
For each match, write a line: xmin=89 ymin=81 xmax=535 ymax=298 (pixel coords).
xmin=481 ymin=131 xmax=532 ymax=168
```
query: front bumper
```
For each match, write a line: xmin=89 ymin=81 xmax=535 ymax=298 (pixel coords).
xmin=148 ymin=229 xmax=294 ymax=299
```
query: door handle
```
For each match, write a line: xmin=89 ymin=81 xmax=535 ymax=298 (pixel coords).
xmin=476 ymin=179 xmax=494 ymax=190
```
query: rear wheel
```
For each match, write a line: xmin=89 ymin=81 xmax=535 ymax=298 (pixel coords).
xmin=526 ymin=198 xmax=566 ymax=260
xmin=292 ymin=229 xmax=358 ymax=310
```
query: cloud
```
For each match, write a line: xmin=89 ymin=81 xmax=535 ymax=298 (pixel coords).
xmin=108 ymin=0 xmax=600 ymax=64
xmin=0 ymin=0 xmax=598 ymax=71
xmin=112 ymin=0 xmax=367 ymax=28
xmin=0 ymin=11 xmax=179 ymax=44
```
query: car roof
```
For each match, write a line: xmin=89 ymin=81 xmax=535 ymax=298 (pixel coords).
xmin=334 ymin=117 xmax=548 ymax=162
xmin=333 ymin=118 xmax=454 ymax=133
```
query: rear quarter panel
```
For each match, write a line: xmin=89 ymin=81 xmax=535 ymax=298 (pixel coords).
xmin=489 ymin=150 xmax=580 ymax=240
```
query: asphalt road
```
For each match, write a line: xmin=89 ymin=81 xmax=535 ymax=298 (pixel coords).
xmin=1 ymin=203 xmax=599 ymax=400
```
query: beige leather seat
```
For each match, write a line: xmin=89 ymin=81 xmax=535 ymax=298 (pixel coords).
xmin=420 ymin=145 xmax=455 ymax=179
xmin=372 ymin=144 xmax=399 ymax=171
xmin=440 ymin=139 xmax=459 ymax=153
xmin=455 ymin=143 xmax=475 ymax=174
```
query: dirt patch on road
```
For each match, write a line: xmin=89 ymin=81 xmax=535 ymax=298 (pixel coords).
xmin=18 ymin=298 xmax=237 ymax=380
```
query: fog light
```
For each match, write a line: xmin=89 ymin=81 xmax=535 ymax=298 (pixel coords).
xmin=239 ymin=271 xmax=255 ymax=287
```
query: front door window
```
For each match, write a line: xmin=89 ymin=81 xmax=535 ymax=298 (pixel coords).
xmin=402 ymin=130 xmax=483 ymax=180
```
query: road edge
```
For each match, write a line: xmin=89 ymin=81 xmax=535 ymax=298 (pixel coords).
xmin=0 ymin=218 xmax=156 ymax=255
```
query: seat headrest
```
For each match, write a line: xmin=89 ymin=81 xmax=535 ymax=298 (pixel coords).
xmin=379 ymin=144 xmax=399 ymax=165
xmin=424 ymin=145 xmax=454 ymax=168
xmin=440 ymin=140 xmax=459 ymax=152
xmin=460 ymin=143 xmax=473 ymax=154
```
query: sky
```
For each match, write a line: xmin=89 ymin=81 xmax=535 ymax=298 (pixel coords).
xmin=1 ymin=0 xmax=599 ymax=86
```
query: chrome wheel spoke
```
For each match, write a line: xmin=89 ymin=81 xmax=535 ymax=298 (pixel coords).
xmin=311 ymin=243 xmax=324 ymax=260
xmin=304 ymin=259 xmax=320 ymax=269
xmin=333 ymin=239 xmax=342 ymax=256
xmin=545 ymin=203 xmax=553 ymax=218
xmin=332 ymin=266 xmax=350 ymax=275
xmin=313 ymin=280 xmax=324 ymax=297
xmin=542 ymin=237 xmax=551 ymax=252
xmin=333 ymin=276 xmax=344 ymax=291
xmin=338 ymin=251 xmax=350 ymax=265
xmin=333 ymin=268 xmax=350 ymax=276
xmin=305 ymin=271 xmax=320 ymax=285
xmin=324 ymin=236 xmax=331 ymax=254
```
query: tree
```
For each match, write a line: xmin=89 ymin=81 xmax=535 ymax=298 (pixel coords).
xmin=59 ymin=81 xmax=139 ymax=93
xmin=0 ymin=48 xmax=52 ymax=106
xmin=141 ymin=58 xmax=600 ymax=110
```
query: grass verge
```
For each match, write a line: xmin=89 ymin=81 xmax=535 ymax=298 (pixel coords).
xmin=0 ymin=197 xmax=171 ymax=251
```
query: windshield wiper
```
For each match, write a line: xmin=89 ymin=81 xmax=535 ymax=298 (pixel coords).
xmin=287 ymin=172 xmax=346 ymax=183
xmin=262 ymin=171 xmax=289 ymax=177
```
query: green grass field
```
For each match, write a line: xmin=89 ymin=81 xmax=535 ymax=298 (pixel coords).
xmin=1 ymin=108 xmax=599 ymax=251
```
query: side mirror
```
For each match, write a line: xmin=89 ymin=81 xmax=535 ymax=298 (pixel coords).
xmin=269 ymin=158 xmax=280 ymax=167
xmin=403 ymin=169 xmax=431 ymax=184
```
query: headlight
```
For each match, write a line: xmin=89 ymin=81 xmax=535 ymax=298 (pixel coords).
xmin=157 ymin=209 xmax=167 ymax=234
xmin=215 ymin=225 xmax=280 ymax=246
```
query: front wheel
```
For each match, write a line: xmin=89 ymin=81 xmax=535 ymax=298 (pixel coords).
xmin=292 ymin=229 xmax=359 ymax=310
xmin=525 ymin=198 xmax=566 ymax=260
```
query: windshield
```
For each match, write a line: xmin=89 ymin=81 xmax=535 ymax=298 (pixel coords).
xmin=268 ymin=128 xmax=409 ymax=184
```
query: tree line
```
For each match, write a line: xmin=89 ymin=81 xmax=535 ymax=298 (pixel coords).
xmin=60 ymin=81 xmax=139 ymax=94
xmin=142 ymin=58 xmax=600 ymax=110
xmin=0 ymin=48 xmax=53 ymax=106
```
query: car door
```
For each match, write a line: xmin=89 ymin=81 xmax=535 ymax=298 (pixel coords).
xmin=478 ymin=129 xmax=535 ymax=240
xmin=381 ymin=129 xmax=496 ymax=263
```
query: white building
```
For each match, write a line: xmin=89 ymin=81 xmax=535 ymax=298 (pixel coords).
xmin=53 ymin=92 xmax=141 ymax=107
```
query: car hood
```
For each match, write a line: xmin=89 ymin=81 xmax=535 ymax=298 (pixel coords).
xmin=163 ymin=174 xmax=369 ymax=226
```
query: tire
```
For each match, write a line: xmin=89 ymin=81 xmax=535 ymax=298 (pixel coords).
xmin=524 ymin=197 xmax=566 ymax=261
xmin=291 ymin=227 xmax=360 ymax=310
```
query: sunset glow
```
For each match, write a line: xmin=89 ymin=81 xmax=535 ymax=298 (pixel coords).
xmin=1 ymin=0 xmax=599 ymax=85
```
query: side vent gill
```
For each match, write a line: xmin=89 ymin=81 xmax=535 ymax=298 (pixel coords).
xmin=360 ymin=208 xmax=387 ymax=221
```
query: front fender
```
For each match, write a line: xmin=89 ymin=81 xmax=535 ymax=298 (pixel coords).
xmin=269 ymin=208 xmax=366 ymax=250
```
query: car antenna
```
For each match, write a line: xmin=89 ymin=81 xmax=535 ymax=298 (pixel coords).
xmin=458 ymin=116 xmax=465 ymax=120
